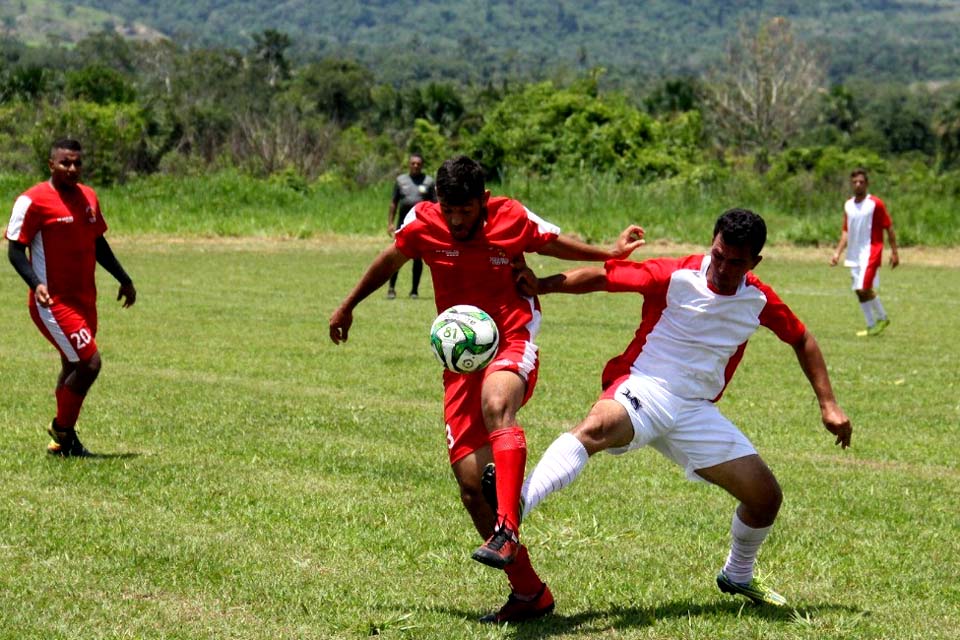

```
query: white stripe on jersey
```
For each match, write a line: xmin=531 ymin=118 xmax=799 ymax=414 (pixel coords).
xmin=28 ymin=229 xmax=77 ymax=359
xmin=519 ymin=296 xmax=541 ymax=378
xmin=6 ymin=195 xmax=31 ymax=240
xmin=31 ymin=230 xmax=47 ymax=283
xmin=490 ymin=296 xmax=541 ymax=381
xmin=523 ymin=207 xmax=561 ymax=236
xmin=398 ymin=204 xmax=419 ymax=231
xmin=36 ymin=303 xmax=80 ymax=362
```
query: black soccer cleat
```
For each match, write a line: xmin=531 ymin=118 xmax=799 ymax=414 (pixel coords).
xmin=472 ymin=524 xmax=520 ymax=569
xmin=46 ymin=420 xmax=92 ymax=458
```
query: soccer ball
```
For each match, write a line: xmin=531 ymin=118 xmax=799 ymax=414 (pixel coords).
xmin=429 ymin=305 xmax=499 ymax=373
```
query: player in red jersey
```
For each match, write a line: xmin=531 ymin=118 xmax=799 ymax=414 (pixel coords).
xmin=329 ymin=155 xmax=644 ymax=623
xmin=6 ymin=139 xmax=137 ymax=457
xmin=512 ymin=209 xmax=851 ymax=607
xmin=830 ymin=168 xmax=899 ymax=336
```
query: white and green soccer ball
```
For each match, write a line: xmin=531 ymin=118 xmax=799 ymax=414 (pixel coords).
xmin=429 ymin=305 xmax=500 ymax=373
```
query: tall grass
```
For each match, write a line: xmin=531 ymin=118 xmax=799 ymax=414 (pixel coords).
xmin=1 ymin=167 xmax=957 ymax=244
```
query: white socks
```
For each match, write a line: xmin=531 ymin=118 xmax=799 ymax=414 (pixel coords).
xmin=722 ymin=511 xmax=772 ymax=584
xmin=520 ymin=432 xmax=589 ymax=518
xmin=859 ymin=300 xmax=875 ymax=326
xmin=871 ymin=297 xmax=887 ymax=321
xmin=860 ymin=297 xmax=888 ymax=326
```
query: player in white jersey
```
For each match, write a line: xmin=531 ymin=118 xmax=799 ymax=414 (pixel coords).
xmin=830 ymin=168 xmax=899 ymax=336
xmin=502 ymin=209 xmax=851 ymax=608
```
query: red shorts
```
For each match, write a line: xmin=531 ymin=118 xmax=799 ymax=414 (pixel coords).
xmin=29 ymin=297 xmax=98 ymax=363
xmin=443 ymin=331 xmax=539 ymax=465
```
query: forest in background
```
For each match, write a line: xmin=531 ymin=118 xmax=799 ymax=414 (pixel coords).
xmin=0 ymin=3 xmax=959 ymax=246
xmin=6 ymin=0 xmax=960 ymax=85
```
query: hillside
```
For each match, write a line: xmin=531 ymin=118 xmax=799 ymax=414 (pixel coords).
xmin=0 ymin=0 xmax=164 ymax=46
xmin=4 ymin=0 xmax=955 ymax=86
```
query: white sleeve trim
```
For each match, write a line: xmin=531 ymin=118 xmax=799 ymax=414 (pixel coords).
xmin=6 ymin=195 xmax=32 ymax=240
xmin=523 ymin=206 xmax=561 ymax=236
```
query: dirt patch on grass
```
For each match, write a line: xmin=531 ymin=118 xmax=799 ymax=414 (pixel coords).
xmin=110 ymin=235 xmax=960 ymax=267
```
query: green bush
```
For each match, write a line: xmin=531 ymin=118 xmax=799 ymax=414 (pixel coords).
xmin=31 ymin=100 xmax=148 ymax=185
xmin=407 ymin=118 xmax=455 ymax=168
xmin=465 ymin=82 xmax=703 ymax=180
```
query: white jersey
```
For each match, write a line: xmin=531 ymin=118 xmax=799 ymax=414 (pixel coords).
xmin=843 ymin=194 xmax=891 ymax=269
xmin=600 ymin=254 xmax=806 ymax=402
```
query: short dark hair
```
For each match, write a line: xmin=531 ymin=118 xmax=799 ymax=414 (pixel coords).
xmin=713 ymin=208 xmax=767 ymax=257
xmin=51 ymin=138 xmax=82 ymax=156
xmin=850 ymin=168 xmax=868 ymax=180
xmin=436 ymin=155 xmax=485 ymax=206
xmin=409 ymin=152 xmax=424 ymax=162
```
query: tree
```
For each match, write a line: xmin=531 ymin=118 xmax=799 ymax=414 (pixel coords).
xmin=250 ymin=29 xmax=291 ymax=88
xmin=65 ymin=65 xmax=137 ymax=104
xmin=289 ymin=58 xmax=373 ymax=124
xmin=704 ymin=17 xmax=824 ymax=172
xmin=855 ymin=85 xmax=935 ymax=156
xmin=644 ymin=76 xmax=701 ymax=115
xmin=935 ymin=95 xmax=960 ymax=170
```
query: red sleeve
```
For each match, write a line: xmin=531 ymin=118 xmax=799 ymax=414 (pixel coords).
xmin=872 ymin=196 xmax=891 ymax=229
xmin=604 ymin=257 xmax=682 ymax=294
xmin=519 ymin=205 xmax=559 ymax=253
xmin=752 ymin=277 xmax=806 ymax=344
xmin=92 ymin=193 xmax=107 ymax=236
xmin=392 ymin=203 xmax=426 ymax=259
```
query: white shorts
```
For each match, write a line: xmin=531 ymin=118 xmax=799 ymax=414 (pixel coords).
xmin=847 ymin=262 xmax=879 ymax=291
xmin=602 ymin=373 xmax=757 ymax=482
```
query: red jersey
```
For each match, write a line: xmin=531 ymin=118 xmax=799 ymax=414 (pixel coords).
xmin=394 ymin=197 xmax=560 ymax=330
xmin=600 ymin=255 xmax=806 ymax=401
xmin=6 ymin=181 xmax=108 ymax=308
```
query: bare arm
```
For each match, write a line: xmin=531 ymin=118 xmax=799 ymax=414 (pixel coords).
xmin=387 ymin=200 xmax=398 ymax=237
xmin=329 ymin=245 xmax=409 ymax=344
xmin=886 ymin=225 xmax=899 ymax=268
xmin=537 ymin=224 xmax=645 ymax=262
xmin=791 ymin=329 xmax=852 ymax=448
xmin=515 ymin=265 xmax=609 ymax=298
xmin=830 ymin=229 xmax=848 ymax=266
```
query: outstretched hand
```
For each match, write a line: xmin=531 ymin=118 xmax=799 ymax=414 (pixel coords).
xmin=612 ymin=224 xmax=645 ymax=259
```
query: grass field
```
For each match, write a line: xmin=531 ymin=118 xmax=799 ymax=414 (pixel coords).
xmin=3 ymin=169 xmax=959 ymax=246
xmin=0 ymin=236 xmax=958 ymax=639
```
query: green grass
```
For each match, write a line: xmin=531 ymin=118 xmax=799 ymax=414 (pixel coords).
xmin=0 ymin=236 xmax=957 ymax=638
xmin=2 ymin=169 xmax=958 ymax=245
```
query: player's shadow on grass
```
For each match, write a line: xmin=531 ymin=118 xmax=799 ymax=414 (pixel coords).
xmin=444 ymin=599 xmax=865 ymax=638
xmin=48 ymin=452 xmax=142 ymax=460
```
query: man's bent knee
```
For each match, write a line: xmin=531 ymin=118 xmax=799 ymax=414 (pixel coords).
xmin=83 ymin=352 xmax=102 ymax=374
xmin=570 ymin=402 xmax=633 ymax=455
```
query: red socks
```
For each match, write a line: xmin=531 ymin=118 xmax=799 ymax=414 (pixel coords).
xmin=504 ymin=545 xmax=543 ymax=595
xmin=489 ymin=426 xmax=526 ymax=531
xmin=55 ymin=385 xmax=86 ymax=429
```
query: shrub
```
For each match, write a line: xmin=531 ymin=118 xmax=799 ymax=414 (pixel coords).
xmin=32 ymin=100 xmax=147 ymax=185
